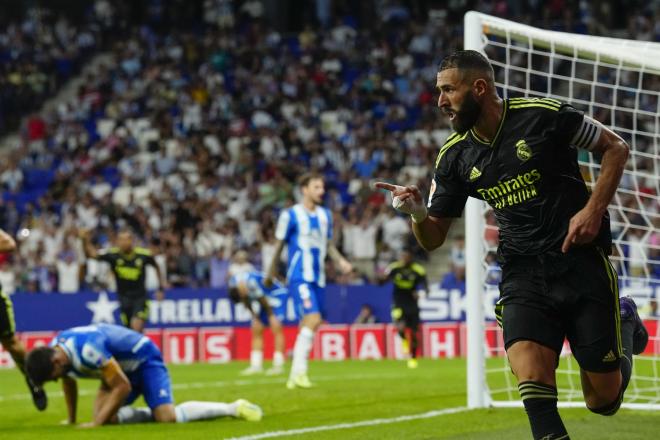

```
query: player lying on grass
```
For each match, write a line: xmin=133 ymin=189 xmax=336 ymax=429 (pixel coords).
xmin=229 ymin=271 xmax=289 ymax=375
xmin=25 ymin=323 xmax=262 ymax=427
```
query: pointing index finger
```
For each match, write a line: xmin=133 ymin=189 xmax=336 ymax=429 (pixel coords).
xmin=373 ymin=182 xmax=397 ymax=192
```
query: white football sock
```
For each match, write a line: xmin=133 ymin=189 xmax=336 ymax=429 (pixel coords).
xmin=117 ymin=406 xmax=154 ymax=424
xmin=290 ymin=326 xmax=314 ymax=377
xmin=175 ymin=401 xmax=237 ymax=423
xmin=250 ymin=350 xmax=263 ymax=369
xmin=272 ymin=351 xmax=285 ymax=368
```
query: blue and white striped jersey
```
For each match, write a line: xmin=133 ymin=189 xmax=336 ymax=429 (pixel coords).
xmin=50 ymin=324 xmax=152 ymax=379
xmin=228 ymin=271 xmax=287 ymax=301
xmin=275 ymin=203 xmax=333 ymax=287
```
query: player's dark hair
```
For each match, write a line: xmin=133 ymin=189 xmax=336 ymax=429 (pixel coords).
xmin=439 ymin=50 xmax=494 ymax=82
xmin=228 ymin=287 xmax=241 ymax=304
xmin=26 ymin=347 xmax=56 ymax=385
xmin=297 ymin=172 xmax=324 ymax=188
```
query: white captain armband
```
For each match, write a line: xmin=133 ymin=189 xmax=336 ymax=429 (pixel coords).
xmin=570 ymin=116 xmax=602 ymax=151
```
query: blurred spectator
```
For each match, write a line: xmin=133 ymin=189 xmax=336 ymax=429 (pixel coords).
xmin=628 ymin=228 xmax=648 ymax=278
xmin=440 ymin=238 xmax=466 ymax=290
xmin=639 ymin=298 xmax=658 ymax=319
xmin=340 ymin=207 xmax=359 ymax=259
xmin=451 ymin=236 xmax=466 ymax=270
xmin=1 ymin=162 xmax=23 ymax=192
xmin=354 ymin=304 xmax=378 ymax=324
xmin=166 ymin=244 xmax=193 ymax=288
xmin=351 ymin=213 xmax=379 ymax=281
xmin=210 ymin=248 xmax=231 ymax=288
xmin=227 ymin=250 xmax=255 ymax=280
xmin=0 ymin=260 xmax=16 ymax=295
xmin=375 ymin=243 xmax=396 ymax=278
xmin=379 ymin=208 xmax=409 ymax=253
xmin=56 ymin=250 xmax=80 ymax=293
xmin=485 ymin=251 xmax=502 ymax=286
xmin=337 ymin=267 xmax=369 ymax=285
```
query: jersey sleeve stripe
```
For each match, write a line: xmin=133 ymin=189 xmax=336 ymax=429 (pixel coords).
xmin=435 ymin=132 xmax=468 ymax=168
xmin=411 ymin=263 xmax=426 ymax=276
xmin=445 ymin=132 xmax=460 ymax=142
xmin=508 ymin=103 xmax=559 ymax=111
xmin=508 ymin=97 xmax=561 ymax=107
xmin=387 ymin=262 xmax=402 ymax=271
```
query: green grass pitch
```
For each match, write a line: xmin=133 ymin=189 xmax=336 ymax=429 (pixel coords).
xmin=1 ymin=359 xmax=659 ymax=439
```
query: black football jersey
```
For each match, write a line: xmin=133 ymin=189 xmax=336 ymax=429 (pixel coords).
xmin=384 ymin=261 xmax=428 ymax=308
xmin=428 ymin=97 xmax=612 ymax=260
xmin=98 ymin=247 xmax=157 ymax=297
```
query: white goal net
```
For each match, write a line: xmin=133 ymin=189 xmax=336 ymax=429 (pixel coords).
xmin=463 ymin=11 xmax=660 ymax=410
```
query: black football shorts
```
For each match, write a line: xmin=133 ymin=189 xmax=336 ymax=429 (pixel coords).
xmin=119 ymin=295 xmax=150 ymax=326
xmin=495 ymin=247 xmax=622 ymax=373
xmin=0 ymin=289 xmax=16 ymax=339
xmin=392 ymin=304 xmax=420 ymax=330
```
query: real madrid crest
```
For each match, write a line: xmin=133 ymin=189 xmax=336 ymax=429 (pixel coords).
xmin=516 ymin=139 xmax=531 ymax=162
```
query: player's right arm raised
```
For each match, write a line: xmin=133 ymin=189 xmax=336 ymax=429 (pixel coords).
xmin=79 ymin=229 xmax=99 ymax=259
xmin=374 ymin=182 xmax=453 ymax=252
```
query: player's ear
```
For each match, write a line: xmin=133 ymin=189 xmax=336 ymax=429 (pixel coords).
xmin=472 ymin=78 xmax=487 ymax=98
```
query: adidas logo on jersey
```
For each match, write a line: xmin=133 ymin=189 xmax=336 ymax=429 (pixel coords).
xmin=469 ymin=166 xmax=482 ymax=181
xmin=602 ymin=350 xmax=617 ymax=362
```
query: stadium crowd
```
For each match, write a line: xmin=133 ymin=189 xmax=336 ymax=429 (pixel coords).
xmin=0 ymin=0 xmax=658 ymax=294
xmin=0 ymin=2 xmax=118 ymax=136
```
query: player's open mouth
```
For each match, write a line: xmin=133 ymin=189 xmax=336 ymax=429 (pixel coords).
xmin=443 ymin=108 xmax=456 ymax=120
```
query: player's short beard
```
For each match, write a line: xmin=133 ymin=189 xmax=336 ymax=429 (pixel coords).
xmin=451 ymin=92 xmax=481 ymax=134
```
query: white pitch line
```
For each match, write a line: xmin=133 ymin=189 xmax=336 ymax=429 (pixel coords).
xmin=225 ymin=407 xmax=471 ymax=440
xmin=0 ymin=372 xmax=405 ymax=403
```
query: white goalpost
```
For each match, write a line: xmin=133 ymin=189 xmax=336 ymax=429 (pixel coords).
xmin=464 ymin=11 xmax=660 ymax=410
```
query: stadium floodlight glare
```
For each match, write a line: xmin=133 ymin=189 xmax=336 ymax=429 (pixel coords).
xmin=464 ymin=11 xmax=660 ymax=411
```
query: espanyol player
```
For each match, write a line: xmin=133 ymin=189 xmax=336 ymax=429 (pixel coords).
xmin=264 ymin=172 xmax=352 ymax=389
xmin=25 ymin=324 xmax=262 ymax=427
xmin=228 ymin=271 xmax=289 ymax=375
